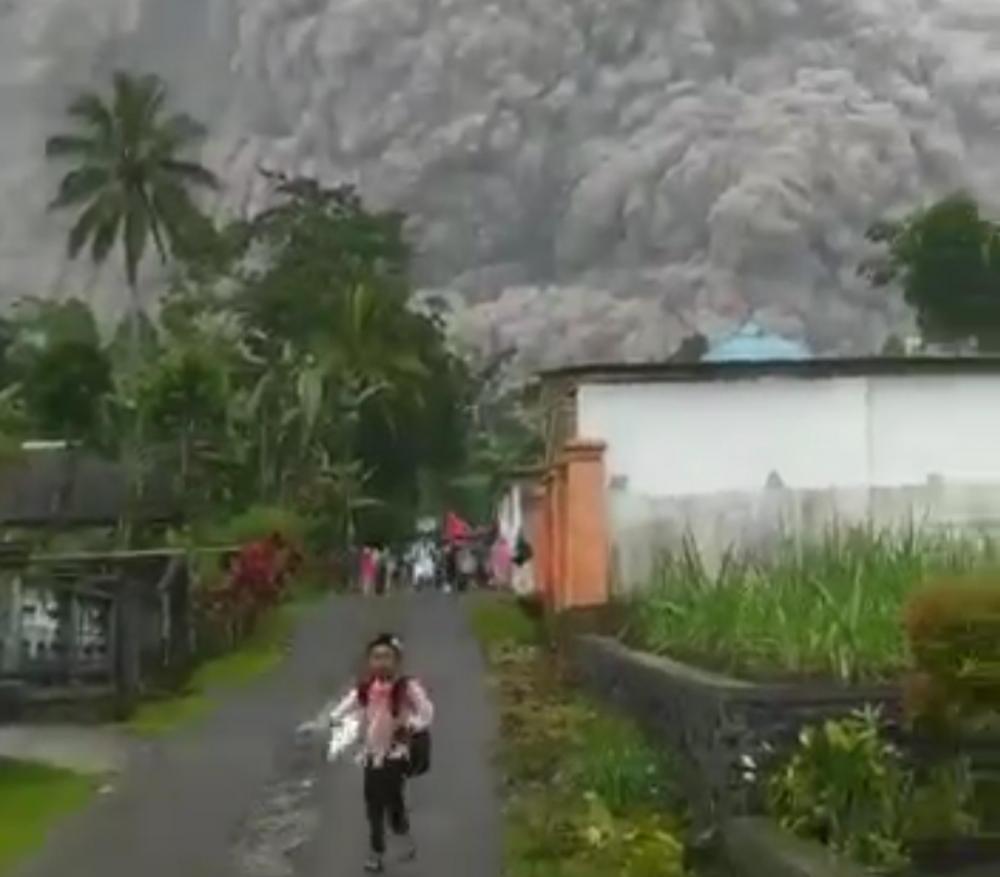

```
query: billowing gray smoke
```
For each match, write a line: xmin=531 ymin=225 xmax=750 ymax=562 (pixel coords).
xmin=3 ymin=0 xmax=1000 ymax=369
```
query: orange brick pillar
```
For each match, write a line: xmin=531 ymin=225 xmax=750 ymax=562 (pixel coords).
xmin=553 ymin=459 xmax=568 ymax=606
xmin=558 ymin=439 xmax=609 ymax=610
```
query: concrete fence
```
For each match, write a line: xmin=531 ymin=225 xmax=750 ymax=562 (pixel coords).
xmin=608 ymin=479 xmax=1000 ymax=595
xmin=0 ymin=548 xmax=209 ymax=720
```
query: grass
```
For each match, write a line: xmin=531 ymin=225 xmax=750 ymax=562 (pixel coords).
xmin=471 ymin=596 xmax=687 ymax=877
xmin=469 ymin=594 xmax=540 ymax=648
xmin=622 ymin=528 xmax=1000 ymax=683
xmin=0 ymin=759 xmax=96 ymax=874
xmin=127 ymin=588 xmax=322 ymax=735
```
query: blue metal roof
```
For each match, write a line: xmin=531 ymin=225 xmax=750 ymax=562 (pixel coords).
xmin=705 ymin=321 xmax=811 ymax=362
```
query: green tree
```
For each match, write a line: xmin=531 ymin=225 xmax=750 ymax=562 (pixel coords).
xmin=22 ymin=340 xmax=112 ymax=439
xmin=863 ymin=193 xmax=1000 ymax=350
xmin=211 ymin=174 xmax=468 ymax=536
xmin=45 ymin=71 xmax=218 ymax=362
xmin=4 ymin=299 xmax=112 ymax=440
xmin=138 ymin=343 xmax=228 ymax=500
xmin=234 ymin=174 xmax=409 ymax=355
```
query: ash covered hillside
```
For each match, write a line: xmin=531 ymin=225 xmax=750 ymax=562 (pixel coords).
xmin=4 ymin=0 xmax=1000 ymax=369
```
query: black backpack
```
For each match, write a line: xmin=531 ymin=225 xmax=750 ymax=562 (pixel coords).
xmin=357 ymin=675 xmax=432 ymax=777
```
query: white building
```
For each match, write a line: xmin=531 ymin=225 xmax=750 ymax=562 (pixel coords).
xmin=540 ymin=356 xmax=1000 ymax=593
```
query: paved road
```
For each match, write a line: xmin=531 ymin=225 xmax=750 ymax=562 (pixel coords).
xmin=15 ymin=593 xmax=502 ymax=877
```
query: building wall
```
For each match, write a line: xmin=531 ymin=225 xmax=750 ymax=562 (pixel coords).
xmin=578 ymin=373 xmax=1000 ymax=495
xmin=574 ymin=372 xmax=1000 ymax=593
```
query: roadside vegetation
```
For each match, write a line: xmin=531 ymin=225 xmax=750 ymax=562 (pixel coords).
xmin=125 ymin=586 xmax=320 ymax=735
xmin=0 ymin=759 xmax=96 ymax=874
xmin=470 ymin=597 xmax=688 ymax=877
xmin=622 ymin=528 xmax=1000 ymax=683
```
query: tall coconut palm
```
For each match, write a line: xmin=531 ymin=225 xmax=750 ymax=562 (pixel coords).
xmin=45 ymin=71 xmax=218 ymax=363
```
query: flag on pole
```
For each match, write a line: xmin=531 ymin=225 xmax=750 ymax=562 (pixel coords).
xmin=444 ymin=511 xmax=472 ymax=542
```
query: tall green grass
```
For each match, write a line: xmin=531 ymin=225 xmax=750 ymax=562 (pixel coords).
xmin=622 ymin=528 xmax=1000 ymax=683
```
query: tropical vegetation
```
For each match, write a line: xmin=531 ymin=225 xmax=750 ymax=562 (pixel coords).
xmin=0 ymin=70 xmax=539 ymax=557
xmin=864 ymin=192 xmax=1000 ymax=351
xmin=470 ymin=597 xmax=687 ymax=877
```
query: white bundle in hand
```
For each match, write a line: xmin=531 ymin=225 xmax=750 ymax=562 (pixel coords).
xmin=327 ymin=715 xmax=361 ymax=762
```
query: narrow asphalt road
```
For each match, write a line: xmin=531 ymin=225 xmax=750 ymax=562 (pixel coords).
xmin=15 ymin=593 xmax=502 ymax=877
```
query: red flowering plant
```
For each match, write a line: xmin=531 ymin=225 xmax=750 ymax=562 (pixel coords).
xmin=201 ymin=533 xmax=301 ymax=643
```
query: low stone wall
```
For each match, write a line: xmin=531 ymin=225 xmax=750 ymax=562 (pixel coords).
xmin=0 ymin=680 xmax=23 ymax=721
xmin=568 ymin=635 xmax=902 ymax=826
xmin=721 ymin=818 xmax=869 ymax=877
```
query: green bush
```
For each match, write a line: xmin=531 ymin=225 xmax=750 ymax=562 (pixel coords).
xmin=767 ymin=708 xmax=911 ymax=869
xmin=903 ymin=576 xmax=1000 ymax=733
xmin=767 ymin=709 xmax=978 ymax=869
xmin=625 ymin=528 xmax=1000 ymax=682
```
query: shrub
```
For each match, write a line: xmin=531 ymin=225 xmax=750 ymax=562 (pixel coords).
xmin=767 ymin=708 xmax=911 ymax=869
xmin=767 ymin=709 xmax=978 ymax=869
xmin=195 ymin=532 xmax=302 ymax=647
xmin=903 ymin=576 xmax=1000 ymax=733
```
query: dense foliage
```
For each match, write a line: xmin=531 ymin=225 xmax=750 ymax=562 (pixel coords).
xmin=903 ymin=577 xmax=1000 ymax=736
xmin=3 ymin=70 xmax=542 ymax=552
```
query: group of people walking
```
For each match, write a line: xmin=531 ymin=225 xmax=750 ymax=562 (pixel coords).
xmin=356 ymin=528 xmax=533 ymax=597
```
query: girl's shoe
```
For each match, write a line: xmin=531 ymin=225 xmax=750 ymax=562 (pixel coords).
xmin=363 ymin=855 xmax=384 ymax=873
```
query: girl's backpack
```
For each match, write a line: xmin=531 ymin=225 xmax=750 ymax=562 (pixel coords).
xmin=357 ymin=675 xmax=432 ymax=777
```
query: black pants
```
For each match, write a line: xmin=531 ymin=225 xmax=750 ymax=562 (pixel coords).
xmin=364 ymin=758 xmax=410 ymax=855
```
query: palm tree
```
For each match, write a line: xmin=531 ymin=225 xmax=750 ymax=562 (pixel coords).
xmin=46 ymin=71 xmax=218 ymax=364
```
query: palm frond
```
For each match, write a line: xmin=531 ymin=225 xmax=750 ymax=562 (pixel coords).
xmin=91 ymin=208 xmax=123 ymax=265
xmin=66 ymin=93 xmax=114 ymax=139
xmin=124 ymin=191 xmax=150 ymax=285
xmin=113 ymin=71 xmax=165 ymax=148
xmin=67 ymin=199 xmax=108 ymax=258
xmin=45 ymin=134 xmax=102 ymax=159
xmin=49 ymin=166 xmax=111 ymax=209
xmin=149 ymin=179 xmax=202 ymax=256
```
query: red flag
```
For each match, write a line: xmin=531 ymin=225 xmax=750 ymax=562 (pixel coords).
xmin=444 ymin=511 xmax=471 ymax=542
